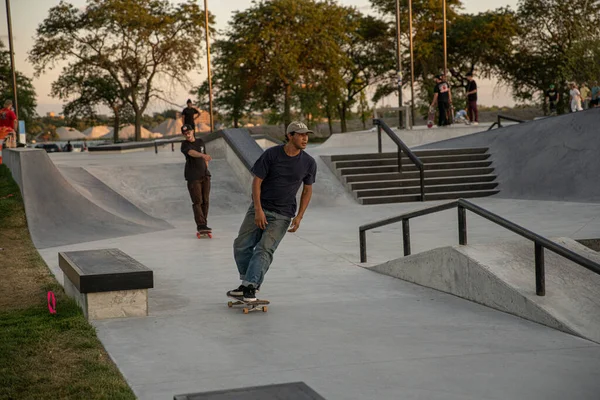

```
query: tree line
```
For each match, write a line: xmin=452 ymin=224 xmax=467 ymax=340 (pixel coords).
xmin=4 ymin=0 xmax=599 ymax=141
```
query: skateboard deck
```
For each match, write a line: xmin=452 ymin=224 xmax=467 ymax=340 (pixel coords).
xmin=227 ymin=293 xmax=269 ymax=314
xmin=197 ymin=230 xmax=212 ymax=239
xmin=427 ymin=106 xmax=436 ymax=128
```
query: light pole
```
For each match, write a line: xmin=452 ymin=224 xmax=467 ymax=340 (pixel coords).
xmin=5 ymin=0 xmax=19 ymax=126
xmin=204 ymin=0 xmax=214 ymax=133
xmin=395 ymin=0 xmax=403 ymax=129
xmin=409 ymin=0 xmax=415 ymax=126
xmin=442 ymin=0 xmax=447 ymax=76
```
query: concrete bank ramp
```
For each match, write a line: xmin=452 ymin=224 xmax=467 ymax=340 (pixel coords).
xmin=2 ymin=149 xmax=172 ymax=249
xmin=369 ymin=237 xmax=600 ymax=343
xmin=417 ymin=108 xmax=600 ymax=202
xmin=83 ymin=160 xmax=250 ymax=221
xmin=58 ymin=166 xmax=172 ymax=230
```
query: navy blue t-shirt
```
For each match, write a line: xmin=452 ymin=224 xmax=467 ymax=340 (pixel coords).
xmin=251 ymin=145 xmax=317 ymax=218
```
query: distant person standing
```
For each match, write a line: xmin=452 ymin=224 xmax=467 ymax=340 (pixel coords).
xmin=0 ymin=100 xmax=17 ymax=132
xmin=180 ymin=124 xmax=212 ymax=236
xmin=580 ymin=83 xmax=591 ymax=109
xmin=465 ymin=72 xmax=479 ymax=125
xmin=545 ymin=84 xmax=559 ymax=115
xmin=181 ymin=99 xmax=200 ymax=133
xmin=431 ymin=75 xmax=451 ymax=127
xmin=590 ymin=82 xmax=600 ymax=108
xmin=569 ymin=82 xmax=583 ymax=112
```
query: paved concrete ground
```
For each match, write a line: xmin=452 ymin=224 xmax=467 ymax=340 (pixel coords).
xmin=24 ymin=130 xmax=600 ymax=399
xmin=36 ymin=154 xmax=600 ymax=399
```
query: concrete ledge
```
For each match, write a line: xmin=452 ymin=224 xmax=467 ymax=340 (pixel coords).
xmin=59 ymin=249 xmax=153 ymax=320
xmin=368 ymin=237 xmax=600 ymax=343
xmin=174 ymin=382 xmax=327 ymax=400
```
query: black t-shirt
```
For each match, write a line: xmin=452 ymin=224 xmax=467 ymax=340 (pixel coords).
xmin=546 ymin=89 xmax=558 ymax=102
xmin=467 ymin=80 xmax=477 ymax=101
xmin=251 ymin=145 xmax=317 ymax=218
xmin=434 ymin=82 xmax=450 ymax=103
xmin=181 ymin=107 xmax=200 ymax=127
xmin=181 ymin=139 xmax=210 ymax=181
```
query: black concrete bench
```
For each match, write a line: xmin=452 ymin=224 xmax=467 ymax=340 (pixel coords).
xmin=174 ymin=382 xmax=327 ymax=400
xmin=58 ymin=248 xmax=153 ymax=320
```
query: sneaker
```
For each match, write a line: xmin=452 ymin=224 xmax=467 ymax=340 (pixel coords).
xmin=243 ymin=286 xmax=257 ymax=302
xmin=198 ymin=225 xmax=212 ymax=232
xmin=227 ymin=285 xmax=245 ymax=297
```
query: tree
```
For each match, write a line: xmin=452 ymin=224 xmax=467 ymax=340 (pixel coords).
xmin=496 ymin=0 xmax=600 ymax=114
xmin=222 ymin=0 xmax=355 ymax=127
xmin=370 ymin=0 xmax=518 ymax=118
xmin=51 ymin=64 xmax=131 ymax=142
xmin=337 ymin=13 xmax=395 ymax=132
xmin=0 ymin=41 xmax=37 ymax=127
xmin=29 ymin=0 xmax=213 ymax=141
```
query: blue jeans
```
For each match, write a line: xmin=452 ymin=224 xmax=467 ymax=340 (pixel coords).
xmin=233 ymin=204 xmax=291 ymax=288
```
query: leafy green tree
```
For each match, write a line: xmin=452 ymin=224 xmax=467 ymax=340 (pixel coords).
xmin=337 ymin=13 xmax=395 ymax=132
xmin=222 ymin=0 xmax=354 ymax=127
xmin=51 ymin=64 xmax=131 ymax=142
xmin=370 ymin=0 xmax=518 ymax=119
xmin=29 ymin=0 xmax=213 ymax=141
xmin=0 ymin=41 xmax=37 ymax=127
xmin=496 ymin=0 xmax=600 ymax=114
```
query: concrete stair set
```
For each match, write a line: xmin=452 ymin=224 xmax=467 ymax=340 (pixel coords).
xmin=329 ymin=147 xmax=500 ymax=204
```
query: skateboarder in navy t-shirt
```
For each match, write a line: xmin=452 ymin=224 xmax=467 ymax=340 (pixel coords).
xmin=228 ymin=121 xmax=317 ymax=302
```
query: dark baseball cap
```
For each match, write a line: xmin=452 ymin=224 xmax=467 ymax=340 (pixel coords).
xmin=181 ymin=124 xmax=193 ymax=133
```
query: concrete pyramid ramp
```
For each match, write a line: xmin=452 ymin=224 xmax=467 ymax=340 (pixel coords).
xmin=3 ymin=148 xmax=172 ymax=249
xmin=417 ymin=108 xmax=600 ymax=202
xmin=369 ymin=237 xmax=600 ymax=343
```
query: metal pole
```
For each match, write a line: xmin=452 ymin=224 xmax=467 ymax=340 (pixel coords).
xmin=535 ymin=242 xmax=545 ymax=296
xmin=204 ymin=0 xmax=214 ymax=133
xmin=409 ymin=0 xmax=415 ymax=128
xmin=443 ymin=0 xmax=447 ymax=77
xmin=395 ymin=0 xmax=403 ymax=129
xmin=402 ymin=219 xmax=411 ymax=256
xmin=458 ymin=205 xmax=467 ymax=245
xmin=5 ymin=0 xmax=19 ymax=127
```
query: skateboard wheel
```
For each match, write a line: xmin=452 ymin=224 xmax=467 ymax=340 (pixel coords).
xmin=243 ymin=308 xmax=249 ymax=314
xmin=228 ymin=301 xmax=233 ymax=308
xmin=262 ymin=306 xmax=268 ymax=312
xmin=208 ymin=233 xmax=212 ymax=239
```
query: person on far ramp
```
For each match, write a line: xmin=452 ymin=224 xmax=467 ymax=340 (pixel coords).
xmin=180 ymin=124 xmax=212 ymax=237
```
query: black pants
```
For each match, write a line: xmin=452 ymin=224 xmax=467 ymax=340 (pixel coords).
xmin=438 ymin=101 xmax=449 ymax=126
xmin=187 ymin=177 xmax=211 ymax=230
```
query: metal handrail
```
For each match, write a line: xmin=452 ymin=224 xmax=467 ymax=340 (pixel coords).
xmin=359 ymin=198 xmax=600 ymax=296
xmin=487 ymin=114 xmax=525 ymax=131
xmin=372 ymin=118 xmax=425 ymax=201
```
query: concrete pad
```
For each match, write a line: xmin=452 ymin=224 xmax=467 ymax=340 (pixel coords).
xmin=35 ymin=196 xmax=600 ymax=400
xmin=318 ymin=124 xmax=497 ymax=153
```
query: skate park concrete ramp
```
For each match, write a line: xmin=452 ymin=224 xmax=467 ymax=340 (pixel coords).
xmin=417 ymin=108 xmax=600 ymax=202
xmin=2 ymin=148 xmax=173 ymax=249
xmin=369 ymin=236 xmax=600 ymax=344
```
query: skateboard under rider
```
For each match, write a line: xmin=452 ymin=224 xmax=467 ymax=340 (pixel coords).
xmin=226 ymin=292 xmax=269 ymax=314
xmin=196 ymin=229 xmax=212 ymax=239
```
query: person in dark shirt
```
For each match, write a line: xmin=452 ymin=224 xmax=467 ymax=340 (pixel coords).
xmin=545 ymin=84 xmax=560 ymax=115
xmin=430 ymin=75 xmax=451 ymax=127
xmin=465 ymin=72 xmax=479 ymax=124
xmin=227 ymin=121 xmax=317 ymax=302
xmin=180 ymin=124 xmax=212 ymax=234
xmin=181 ymin=99 xmax=200 ymax=132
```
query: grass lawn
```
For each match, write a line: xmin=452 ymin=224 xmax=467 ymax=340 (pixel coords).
xmin=0 ymin=164 xmax=136 ymax=400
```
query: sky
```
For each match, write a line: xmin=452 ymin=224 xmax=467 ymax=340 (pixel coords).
xmin=0 ymin=0 xmax=520 ymax=116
